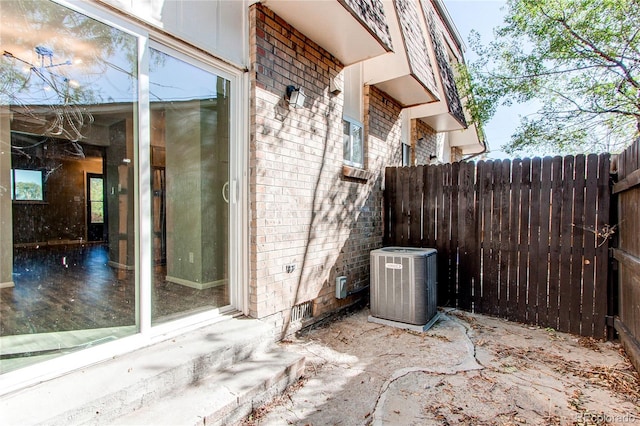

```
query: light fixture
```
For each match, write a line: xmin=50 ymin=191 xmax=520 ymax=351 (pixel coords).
xmin=286 ymin=85 xmax=306 ymax=108
xmin=3 ymin=46 xmax=90 ymax=142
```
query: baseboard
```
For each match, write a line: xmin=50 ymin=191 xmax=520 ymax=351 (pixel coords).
xmin=0 ymin=281 xmax=15 ymax=289
xmin=108 ymin=261 xmax=135 ymax=271
xmin=165 ymin=275 xmax=227 ymax=290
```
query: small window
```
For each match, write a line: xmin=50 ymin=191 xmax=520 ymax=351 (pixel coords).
xmin=402 ymin=143 xmax=411 ymax=166
xmin=11 ymin=169 xmax=44 ymax=201
xmin=89 ymin=176 xmax=104 ymax=224
xmin=401 ymin=111 xmax=411 ymax=166
xmin=343 ymin=118 xmax=363 ymax=168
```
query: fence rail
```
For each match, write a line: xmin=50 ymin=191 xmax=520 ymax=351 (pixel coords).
xmin=384 ymin=154 xmax=611 ymax=338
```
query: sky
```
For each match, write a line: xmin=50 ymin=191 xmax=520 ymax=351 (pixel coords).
xmin=443 ymin=0 xmax=538 ymax=159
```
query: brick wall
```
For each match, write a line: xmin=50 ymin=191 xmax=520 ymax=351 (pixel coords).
xmin=249 ymin=4 xmax=402 ymax=335
xmin=412 ymin=118 xmax=437 ymax=165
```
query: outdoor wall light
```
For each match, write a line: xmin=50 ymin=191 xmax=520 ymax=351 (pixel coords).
xmin=286 ymin=85 xmax=306 ymax=108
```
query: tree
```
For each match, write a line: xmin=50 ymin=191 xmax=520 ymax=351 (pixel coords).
xmin=463 ymin=0 xmax=640 ymax=155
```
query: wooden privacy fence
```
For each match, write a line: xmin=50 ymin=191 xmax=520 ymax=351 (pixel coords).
xmin=612 ymin=138 xmax=640 ymax=371
xmin=384 ymin=154 xmax=611 ymax=338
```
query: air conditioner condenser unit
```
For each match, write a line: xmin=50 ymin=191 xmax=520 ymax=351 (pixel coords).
xmin=369 ymin=247 xmax=438 ymax=330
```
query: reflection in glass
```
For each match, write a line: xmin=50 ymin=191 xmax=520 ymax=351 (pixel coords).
xmin=0 ymin=0 xmax=137 ymax=372
xmin=352 ymin=125 xmax=363 ymax=166
xmin=89 ymin=177 xmax=104 ymax=224
xmin=12 ymin=169 xmax=44 ymax=201
xmin=343 ymin=121 xmax=351 ymax=163
xmin=149 ymin=48 xmax=231 ymax=324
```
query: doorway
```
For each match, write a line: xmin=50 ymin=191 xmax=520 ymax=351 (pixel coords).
xmin=87 ymin=173 xmax=105 ymax=242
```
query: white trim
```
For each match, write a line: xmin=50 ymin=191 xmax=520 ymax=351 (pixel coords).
xmin=235 ymin=70 xmax=250 ymax=316
xmin=138 ymin=35 xmax=152 ymax=334
xmin=0 ymin=281 xmax=14 ymax=289
xmin=343 ymin=63 xmax=363 ymax=123
xmin=147 ymin=40 xmax=244 ymax=314
xmin=53 ymin=0 xmax=143 ymax=39
xmin=62 ymin=0 xmax=249 ymax=73
xmin=148 ymin=38 xmax=239 ymax=84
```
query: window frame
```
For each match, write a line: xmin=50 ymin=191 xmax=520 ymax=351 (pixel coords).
xmin=10 ymin=168 xmax=46 ymax=202
xmin=343 ymin=116 xmax=364 ymax=169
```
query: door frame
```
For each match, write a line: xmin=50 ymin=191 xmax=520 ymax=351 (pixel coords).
xmin=86 ymin=172 xmax=106 ymax=242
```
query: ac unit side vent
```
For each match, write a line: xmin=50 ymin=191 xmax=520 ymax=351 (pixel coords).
xmin=291 ymin=301 xmax=313 ymax=322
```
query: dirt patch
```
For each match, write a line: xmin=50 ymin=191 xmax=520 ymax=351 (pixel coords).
xmin=243 ymin=308 xmax=640 ymax=426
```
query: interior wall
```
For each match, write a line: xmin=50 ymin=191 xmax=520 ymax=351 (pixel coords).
xmin=0 ymin=108 xmax=13 ymax=287
xmin=165 ymin=102 xmax=205 ymax=285
xmin=106 ymin=119 xmax=135 ymax=270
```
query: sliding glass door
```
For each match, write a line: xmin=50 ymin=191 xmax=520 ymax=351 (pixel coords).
xmin=0 ymin=0 xmax=239 ymax=374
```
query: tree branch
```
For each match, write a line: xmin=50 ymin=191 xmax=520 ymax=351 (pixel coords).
xmin=545 ymin=9 xmax=640 ymax=91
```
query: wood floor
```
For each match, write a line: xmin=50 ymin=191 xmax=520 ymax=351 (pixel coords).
xmin=1 ymin=245 xmax=229 ymax=337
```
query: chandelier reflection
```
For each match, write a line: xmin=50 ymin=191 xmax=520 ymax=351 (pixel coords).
xmin=3 ymin=46 xmax=93 ymax=148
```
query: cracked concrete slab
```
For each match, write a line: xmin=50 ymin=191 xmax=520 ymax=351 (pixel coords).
xmin=242 ymin=308 xmax=639 ymax=426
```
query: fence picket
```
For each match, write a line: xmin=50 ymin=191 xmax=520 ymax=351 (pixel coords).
xmin=486 ymin=160 xmax=501 ymax=316
xmin=571 ymin=155 xmax=587 ymax=335
xmin=424 ymin=166 xmax=436 ymax=245
xmin=507 ymin=159 xmax=523 ymax=321
xmin=435 ymin=165 xmax=448 ymax=306
xmin=537 ymin=157 xmax=553 ymax=326
xmin=594 ymin=154 xmax=610 ymax=339
xmin=516 ymin=158 xmax=532 ymax=323
xmin=498 ymin=159 xmax=511 ymax=317
xmin=581 ymin=154 xmax=598 ymax=337
xmin=528 ymin=157 xmax=542 ymax=323
xmin=459 ymin=162 xmax=475 ymax=310
xmin=408 ymin=166 xmax=422 ymax=247
xmin=548 ymin=156 xmax=564 ymax=330
xmin=475 ymin=161 xmax=487 ymax=311
xmin=384 ymin=167 xmax=395 ymax=246
xmin=558 ymin=156 xmax=575 ymax=333
xmin=450 ymin=162 xmax=461 ymax=306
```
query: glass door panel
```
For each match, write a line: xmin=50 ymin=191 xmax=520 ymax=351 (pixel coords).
xmin=0 ymin=0 xmax=138 ymax=372
xmin=149 ymin=48 xmax=231 ymax=324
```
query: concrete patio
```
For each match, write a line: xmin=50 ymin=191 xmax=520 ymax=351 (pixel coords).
xmin=244 ymin=308 xmax=640 ymax=426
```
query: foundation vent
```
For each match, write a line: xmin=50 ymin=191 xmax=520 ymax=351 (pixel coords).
xmin=291 ymin=301 xmax=313 ymax=322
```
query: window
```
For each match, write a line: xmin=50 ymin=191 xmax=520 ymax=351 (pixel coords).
xmin=11 ymin=169 xmax=44 ymax=201
xmin=88 ymin=176 xmax=104 ymax=224
xmin=401 ymin=111 xmax=411 ymax=167
xmin=343 ymin=118 xmax=363 ymax=168
xmin=342 ymin=64 xmax=364 ymax=169
xmin=402 ymin=143 xmax=411 ymax=166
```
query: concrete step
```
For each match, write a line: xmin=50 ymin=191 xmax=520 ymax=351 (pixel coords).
xmin=113 ymin=348 xmax=305 ymax=426
xmin=0 ymin=316 xmax=303 ymax=426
